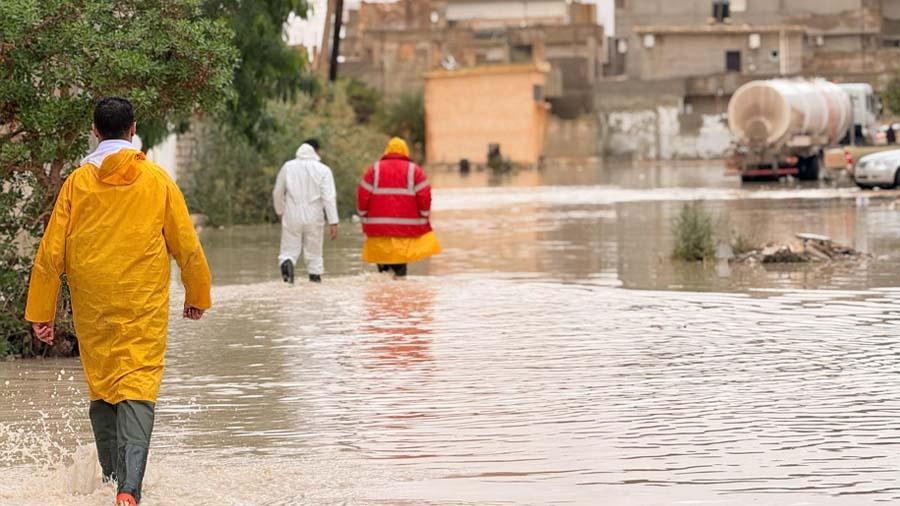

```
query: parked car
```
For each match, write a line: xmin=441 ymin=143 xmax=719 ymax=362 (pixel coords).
xmin=854 ymin=149 xmax=900 ymax=189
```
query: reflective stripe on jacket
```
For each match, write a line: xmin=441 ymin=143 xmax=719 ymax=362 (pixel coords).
xmin=357 ymin=154 xmax=432 ymax=237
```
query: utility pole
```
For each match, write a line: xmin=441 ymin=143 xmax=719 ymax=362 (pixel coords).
xmin=317 ymin=0 xmax=335 ymax=79
xmin=329 ymin=0 xmax=345 ymax=82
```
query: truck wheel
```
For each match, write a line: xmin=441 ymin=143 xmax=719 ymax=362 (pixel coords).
xmin=894 ymin=168 xmax=900 ymax=189
xmin=798 ymin=154 xmax=821 ymax=181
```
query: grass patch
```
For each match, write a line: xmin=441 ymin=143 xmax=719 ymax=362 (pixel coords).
xmin=673 ymin=202 xmax=715 ymax=262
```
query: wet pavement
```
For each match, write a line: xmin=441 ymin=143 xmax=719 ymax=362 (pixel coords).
xmin=2 ymin=161 xmax=900 ymax=505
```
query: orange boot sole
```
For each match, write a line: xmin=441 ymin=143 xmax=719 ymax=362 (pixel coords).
xmin=115 ymin=492 xmax=137 ymax=506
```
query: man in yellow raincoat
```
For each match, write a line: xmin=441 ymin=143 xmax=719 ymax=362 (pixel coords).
xmin=24 ymin=97 xmax=211 ymax=506
xmin=357 ymin=138 xmax=441 ymax=276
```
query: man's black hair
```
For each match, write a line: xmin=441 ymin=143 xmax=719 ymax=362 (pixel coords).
xmin=303 ymin=138 xmax=321 ymax=151
xmin=93 ymin=97 xmax=135 ymax=140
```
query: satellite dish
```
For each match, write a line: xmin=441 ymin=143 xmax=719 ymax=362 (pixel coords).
xmin=440 ymin=54 xmax=458 ymax=70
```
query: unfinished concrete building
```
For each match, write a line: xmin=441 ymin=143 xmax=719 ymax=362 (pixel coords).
xmin=599 ymin=0 xmax=900 ymax=159
xmin=341 ymin=0 xmax=604 ymax=118
xmin=612 ymin=0 xmax=896 ymax=80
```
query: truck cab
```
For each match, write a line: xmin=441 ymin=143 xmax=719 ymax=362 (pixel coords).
xmin=837 ymin=83 xmax=882 ymax=145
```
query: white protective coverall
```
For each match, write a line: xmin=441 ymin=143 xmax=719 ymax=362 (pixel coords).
xmin=273 ymin=144 xmax=339 ymax=274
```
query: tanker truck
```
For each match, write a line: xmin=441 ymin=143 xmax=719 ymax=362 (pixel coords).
xmin=727 ymin=78 xmax=871 ymax=182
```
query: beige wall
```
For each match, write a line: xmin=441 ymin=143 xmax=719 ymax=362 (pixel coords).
xmin=615 ymin=0 xmax=875 ymax=78
xmin=425 ymin=66 xmax=549 ymax=165
xmin=638 ymin=31 xmax=804 ymax=80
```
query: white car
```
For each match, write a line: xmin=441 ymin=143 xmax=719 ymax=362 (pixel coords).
xmin=854 ymin=149 xmax=900 ymax=189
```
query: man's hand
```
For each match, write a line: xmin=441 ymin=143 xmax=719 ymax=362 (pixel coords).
xmin=183 ymin=304 xmax=205 ymax=321
xmin=329 ymin=224 xmax=338 ymax=241
xmin=32 ymin=322 xmax=54 ymax=345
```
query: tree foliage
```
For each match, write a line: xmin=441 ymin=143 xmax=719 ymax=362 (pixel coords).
xmin=382 ymin=92 xmax=426 ymax=159
xmin=184 ymin=83 xmax=388 ymax=227
xmin=345 ymin=78 xmax=383 ymax=124
xmin=884 ymin=77 xmax=900 ymax=116
xmin=203 ymin=0 xmax=317 ymax=146
xmin=0 ymin=0 xmax=237 ymax=356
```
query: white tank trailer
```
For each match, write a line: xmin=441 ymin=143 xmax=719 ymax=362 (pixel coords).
xmin=727 ymin=78 xmax=854 ymax=181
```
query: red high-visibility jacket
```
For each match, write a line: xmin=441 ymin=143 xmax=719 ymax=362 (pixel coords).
xmin=357 ymin=153 xmax=432 ymax=237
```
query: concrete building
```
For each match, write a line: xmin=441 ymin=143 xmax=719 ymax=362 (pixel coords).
xmin=613 ymin=0 xmax=891 ymax=80
xmin=883 ymin=1 xmax=900 ymax=46
xmin=341 ymin=0 xmax=604 ymax=117
xmin=425 ymin=63 xmax=550 ymax=165
xmin=597 ymin=0 xmax=900 ymax=160
xmin=445 ymin=0 xmax=597 ymax=29
xmin=632 ymin=25 xmax=805 ymax=80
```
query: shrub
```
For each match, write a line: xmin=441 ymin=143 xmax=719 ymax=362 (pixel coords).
xmin=345 ymin=78 xmax=383 ymax=125
xmin=381 ymin=92 xmax=425 ymax=159
xmin=183 ymin=126 xmax=275 ymax=227
xmin=884 ymin=76 xmax=900 ymax=115
xmin=183 ymin=84 xmax=388 ymax=226
xmin=673 ymin=202 xmax=716 ymax=262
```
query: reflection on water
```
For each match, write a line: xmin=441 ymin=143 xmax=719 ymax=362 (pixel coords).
xmin=3 ymin=162 xmax=900 ymax=505
xmin=364 ymin=283 xmax=435 ymax=367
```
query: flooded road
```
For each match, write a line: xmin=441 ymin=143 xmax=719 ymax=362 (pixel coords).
xmin=3 ymin=161 xmax=900 ymax=505
xmin=208 ymin=160 xmax=900 ymax=292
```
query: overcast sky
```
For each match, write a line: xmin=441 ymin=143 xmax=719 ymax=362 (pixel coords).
xmin=286 ymin=0 xmax=615 ymax=53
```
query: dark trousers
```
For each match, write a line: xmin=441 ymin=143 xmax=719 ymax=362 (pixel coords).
xmin=89 ymin=400 xmax=155 ymax=503
xmin=377 ymin=263 xmax=407 ymax=277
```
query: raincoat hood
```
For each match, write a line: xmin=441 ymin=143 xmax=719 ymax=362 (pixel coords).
xmin=383 ymin=137 xmax=410 ymax=158
xmin=296 ymin=143 xmax=320 ymax=161
xmin=95 ymin=149 xmax=145 ymax=186
xmin=82 ymin=139 xmax=143 ymax=186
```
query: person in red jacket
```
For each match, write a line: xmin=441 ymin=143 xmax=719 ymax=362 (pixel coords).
xmin=357 ymin=137 xmax=441 ymax=277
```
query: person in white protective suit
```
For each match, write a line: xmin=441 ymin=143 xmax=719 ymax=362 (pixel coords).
xmin=273 ymin=140 xmax=339 ymax=284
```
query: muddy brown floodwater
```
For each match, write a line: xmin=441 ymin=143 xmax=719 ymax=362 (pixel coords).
xmin=3 ymin=160 xmax=900 ymax=505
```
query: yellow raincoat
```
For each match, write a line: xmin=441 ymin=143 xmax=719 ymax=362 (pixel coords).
xmin=362 ymin=234 xmax=442 ymax=265
xmin=25 ymin=149 xmax=211 ymax=404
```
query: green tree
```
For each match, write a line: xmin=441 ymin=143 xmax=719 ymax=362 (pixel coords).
xmin=884 ymin=77 xmax=900 ymax=115
xmin=345 ymin=78 xmax=383 ymax=124
xmin=0 ymin=0 xmax=237 ymax=356
xmin=184 ymin=82 xmax=387 ymax=227
xmin=203 ymin=0 xmax=317 ymax=146
xmin=382 ymin=92 xmax=426 ymax=158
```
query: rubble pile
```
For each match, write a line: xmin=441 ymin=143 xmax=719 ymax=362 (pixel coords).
xmin=732 ymin=233 xmax=867 ymax=265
